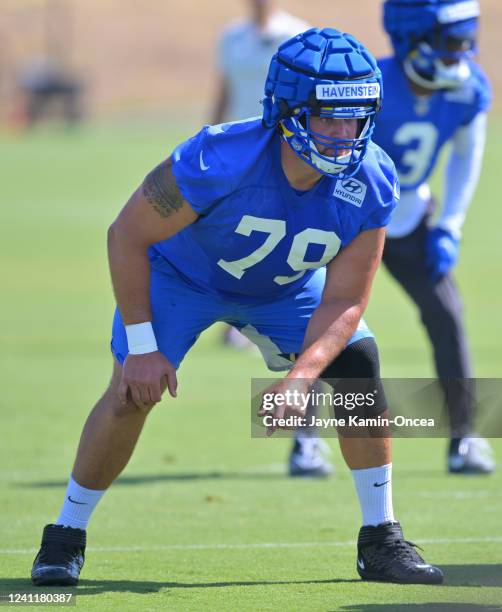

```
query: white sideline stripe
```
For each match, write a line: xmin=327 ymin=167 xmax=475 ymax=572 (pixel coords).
xmin=3 ymin=535 xmax=502 ymax=555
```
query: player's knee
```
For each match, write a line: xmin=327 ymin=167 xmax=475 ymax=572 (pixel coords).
xmin=111 ymin=397 xmax=156 ymax=418
xmin=321 ymin=338 xmax=386 ymax=421
xmin=105 ymin=380 xmax=158 ymax=417
xmin=421 ymin=298 xmax=464 ymax=335
xmin=107 ymin=359 xmax=158 ymax=417
xmin=422 ymin=280 xmax=464 ymax=324
xmin=321 ymin=337 xmax=381 ymax=379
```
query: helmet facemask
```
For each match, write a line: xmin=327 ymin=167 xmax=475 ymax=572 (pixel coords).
xmin=280 ymin=104 xmax=377 ymax=178
xmin=403 ymin=28 xmax=477 ymax=90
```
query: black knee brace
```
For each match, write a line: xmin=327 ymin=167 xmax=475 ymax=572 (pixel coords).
xmin=320 ymin=337 xmax=387 ymax=419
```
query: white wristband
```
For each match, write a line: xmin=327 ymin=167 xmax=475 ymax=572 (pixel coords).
xmin=125 ymin=322 xmax=158 ymax=355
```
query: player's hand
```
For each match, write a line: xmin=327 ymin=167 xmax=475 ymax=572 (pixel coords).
xmin=257 ymin=377 xmax=312 ymax=437
xmin=425 ymin=227 xmax=459 ymax=281
xmin=118 ymin=351 xmax=177 ymax=411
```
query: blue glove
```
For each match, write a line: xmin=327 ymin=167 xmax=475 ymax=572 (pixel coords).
xmin=425 ymin=227 xmax=460 ymax=281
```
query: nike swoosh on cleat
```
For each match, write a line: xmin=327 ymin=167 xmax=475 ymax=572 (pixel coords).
xmin=199 ymin=151 xmax=210 ymax=171
xmin=415 ymin=564 xmax=432 ymax=569
xmin=357 ymin=558 xmax=365 ymax=570
xmin=373 ymin=480 xmax=390 ymax=487
xmin=68 ymin=496 xmax=87 ymax=505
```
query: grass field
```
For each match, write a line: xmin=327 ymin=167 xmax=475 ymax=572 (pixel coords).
xmin=1 ymin=121 xmax=502 ymax=611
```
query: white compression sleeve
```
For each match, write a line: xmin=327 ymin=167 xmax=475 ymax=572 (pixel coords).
xmin=438 ymin=112 xmax=487 ymax=239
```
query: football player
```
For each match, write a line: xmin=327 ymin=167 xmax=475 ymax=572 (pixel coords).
xmin=373 ymin=0 xmax=495 ymax=474
xmin=31 ymin=28 xmax=442 ymax=587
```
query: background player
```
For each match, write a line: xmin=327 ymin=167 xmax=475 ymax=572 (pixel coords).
xmin=31 ymin=28 xmax=442 ymax=587
xmin=373 ymin=0 xmax=495 ymax=474
xmin=211 ymin=0 xmax=307 ymax=124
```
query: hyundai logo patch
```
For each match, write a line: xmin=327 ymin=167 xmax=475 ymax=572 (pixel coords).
xmin=341 ymin=179 xmax=363 ymax=194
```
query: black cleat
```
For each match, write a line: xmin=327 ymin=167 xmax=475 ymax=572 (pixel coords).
xmin=357 ymin=521 xmax=443 ymax=584
xmin=31 ymin=524 xmax=86 ymax=586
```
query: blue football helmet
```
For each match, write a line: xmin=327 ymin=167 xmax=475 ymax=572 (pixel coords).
xmin=383 ymin=0 xmax=480 ymax=90
xmin=262 ymin=28 xmax=382 ymax=178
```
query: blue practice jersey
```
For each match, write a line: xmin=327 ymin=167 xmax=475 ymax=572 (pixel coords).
xmin=151 ymin=118 xmax=398 ymax=298
xmin=373 ymin=57 xmax=491 ymax=191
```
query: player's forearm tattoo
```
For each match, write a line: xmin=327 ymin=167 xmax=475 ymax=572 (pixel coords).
xmin=142 ymin=159 xmax=184 ymax=218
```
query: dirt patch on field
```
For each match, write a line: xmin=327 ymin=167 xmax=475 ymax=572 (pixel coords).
xmin=1 ymin=0 xmax=500 ymax=121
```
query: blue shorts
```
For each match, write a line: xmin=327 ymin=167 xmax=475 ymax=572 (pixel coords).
xmin=111 ymin=255 xmax=374 ymax=372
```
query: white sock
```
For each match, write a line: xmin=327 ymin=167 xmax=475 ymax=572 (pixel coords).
xmin=56 ymin=476 xmax=106 ymax=530
xmin=351 ymin=463 xmax=395 ymax=527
